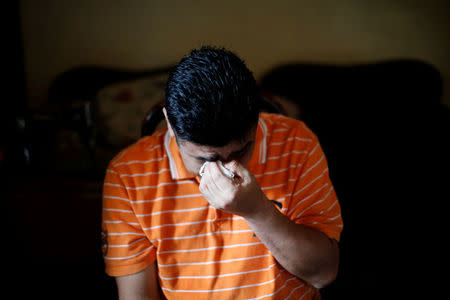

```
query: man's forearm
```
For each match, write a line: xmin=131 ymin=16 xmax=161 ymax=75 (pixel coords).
xmin=244 ymin=198 xmax=339 ymax=289
xmin=198 ymin=161 xmax=339 ymax=288
xmin=116 ymin=263 xmax=165 ymax=300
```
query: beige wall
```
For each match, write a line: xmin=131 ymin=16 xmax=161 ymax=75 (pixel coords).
xmin=21 ymin=0 xmax=450 ymax=108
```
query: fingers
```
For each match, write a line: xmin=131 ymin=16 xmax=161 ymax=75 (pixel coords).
xmin=199 ymin=161 xmax=262 ymax=216
xmin=208 ymin=163 xmax=225 ymax=191
xmin=199 ymin=162 xmax=207 ymax=177
xmin=200 ymin=160 xmax=250 ymax=190
xmin=223 ymin=160 xmax=251 ymax=184
xmin=199 ymin=162 xmax=234 ymax=210
xmin=205 ymin=162 xmax=232 ymax=190
xmin=223 ymin=160 xmax=240 ymax=174
xmin=217 ymin=161 xmax=235 ymax=179
xmin=198 ymin=166 xmax=214 ymax=197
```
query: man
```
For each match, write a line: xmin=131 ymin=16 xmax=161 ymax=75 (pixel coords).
xmin=102 ymin=46 xmax=343 ymax=299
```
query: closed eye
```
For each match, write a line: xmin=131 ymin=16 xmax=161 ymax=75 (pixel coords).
xmin=230 ymin=141 xmax=253 ymax=159
xmin=194 ymin=141 xmax=253 ymax=162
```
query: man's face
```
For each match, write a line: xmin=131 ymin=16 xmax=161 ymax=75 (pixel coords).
xmin=177 ymin=126 xmax=257 ymax=175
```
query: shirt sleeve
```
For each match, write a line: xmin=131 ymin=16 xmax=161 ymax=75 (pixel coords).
xmin=285 ymin=132 xmax=343 ymax=241
xmin=102 ymin=164 xmax=156 ymax=277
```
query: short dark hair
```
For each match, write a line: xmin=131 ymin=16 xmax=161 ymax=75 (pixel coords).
xmin=165 ymin=46 xmax=261 ymax=147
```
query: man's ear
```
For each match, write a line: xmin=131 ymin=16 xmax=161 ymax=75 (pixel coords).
xmin=163 ymin=107 xmax=175 ymax=138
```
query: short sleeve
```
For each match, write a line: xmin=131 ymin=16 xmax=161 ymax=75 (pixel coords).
xmin=102 ymin=165 xmax=156 ymax=276
xmin=286 ymin=134 xmax=343 ymax=241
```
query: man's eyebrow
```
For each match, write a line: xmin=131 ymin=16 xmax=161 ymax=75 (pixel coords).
xmin=196 ymin=155 xmax=221 ymax=162
xmin=232 ymin=141 xmax=253 ymax=155
xmin=194 ymin=141 xmax=253 ymax=162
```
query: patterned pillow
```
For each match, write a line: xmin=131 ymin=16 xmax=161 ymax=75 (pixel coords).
xmin=95 ymin=73 xmax=168 ymax=147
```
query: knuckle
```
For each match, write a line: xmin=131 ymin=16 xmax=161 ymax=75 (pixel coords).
xmin=230 ymin=189 xmax=238 ymax=197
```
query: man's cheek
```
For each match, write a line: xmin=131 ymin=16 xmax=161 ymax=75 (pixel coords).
xmin=242 ymin=146 xmax=255 ymax=166
xmin=187 ymin=160 xmax=203 ymax=174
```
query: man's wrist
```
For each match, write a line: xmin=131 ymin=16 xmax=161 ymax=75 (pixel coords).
xmin=243 ymin=193 xmax=276 ymax=223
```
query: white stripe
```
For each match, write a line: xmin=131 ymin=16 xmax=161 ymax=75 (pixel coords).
xmin=103 ymin=182 xmax=124 ymax=188
xmin=254 ymin=163 xmax=303 ymax=178
xmin=104 ymin=180 xmax=196 ymax=191
xmin=103 ymin=220 xmax=140 ymax=226
xmin=249 ymin=277 xmax=300 ymax=300
xmin=159 ymin=263 xmax=277 ymax=280
xmin=284 ymin=285 xmax=311 ymax=300
xmin=158 ymin=254 xmax=270 ymax=267
xmin=264 ymin=117 xmax=274 ymax=124
xmin=103 ymin=208 xmax=133 ymax=213
xmin=267 ymin=150 xmax=308 ymax=160
xmin=156 ymin=229 xmax=253 ymax=242
xmin=327 ymin=213 xmax=341 ymax=221
xmin=276 ymin=121 xmax=289 ymax=128
xmin=321 ymin=199 xmax=338 ymax=214
xmin=104 ymin=245 xmax=154 ymax=260
xmin=136 ymin=206 xmax=209 ymax=217
xmin=307 ymin=143 xmax=319 ymax=157
xmin=269 ymin=137 xmax=312 ymax=146
xmin=161 ymin=270 xmax=283 ymax=293
xmin=261 ymin=183 xmax=286 ymax=190
xmin=110 ymin=149 xmax=128 ymax=165
xmin=300 ymin=155 xmax=324 ymax=179
xmin=287 ymin=183 xmax=329 ymax=215
xmin=107 ymin=232 xmax=146 ymax=236
xmin=103 ymin=195 xmax=129 ymax=202
xmin=132 ymin=193 xmax=203 ymax=204
xmin=255 ymin=167 xmax=289 ymax=177
xmin=119 ymin=168 xmax=170 ymax=178
xmin=272 ymin=197 xmax=285 ymax=202
xmin=273 ymin=128 xmax=288 ymax=132
xmin=108 ymin=237 xmax=146 ymax=248
xmin=134 ymin=180 xmax=196 ymax=190
xmin=113 ymin=156 xmax=164 ymax=167
xmin=292 ymin=168 xmax=328 ymax=197
xmin=158 ymin=241 xmax=263 ymax=254
xmin=294 ymin=186 xmax=334 ymax=219
xmin=156 ymin=130 xmax=166 ymax=137
xmin=164 ymin=130 xmax=179 ymax=179
xmin=145 ymin=144 xmax=162 ymax=152
xmin=269 ymin=141 xmax=285 ymax=146
xmin=258 ymin=118 xmax=268 ymax=164
xmin=143 ymin=216 xmax=243 ymax=231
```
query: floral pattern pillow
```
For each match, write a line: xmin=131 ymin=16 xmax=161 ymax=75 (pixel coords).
xmin=95 ymin=73 xmax=168 ymax=146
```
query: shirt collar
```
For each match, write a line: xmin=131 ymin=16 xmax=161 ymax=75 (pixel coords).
xmin=164 ymin=116 xmax=268 ymax=180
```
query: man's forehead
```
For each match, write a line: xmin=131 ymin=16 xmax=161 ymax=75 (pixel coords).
xmin=178 ymin=125 xmax=257 ymax=154
xmin=181 ymin=138 xmax=252 ymax=156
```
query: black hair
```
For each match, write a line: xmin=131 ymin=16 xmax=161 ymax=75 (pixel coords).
xmin=165 ymin=46 xmax=261 ymax=147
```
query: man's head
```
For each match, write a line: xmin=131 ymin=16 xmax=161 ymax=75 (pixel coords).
xmin=164 ymin=46 xmax=261 ymax=174
xmin=164 ymin=46 xmax=261 ymax=146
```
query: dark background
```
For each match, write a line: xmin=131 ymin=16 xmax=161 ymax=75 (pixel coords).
xmin=3 ymin=1 xmax=450 ymax=299
xmin=3 ymin=2 xmax=116 ymax=299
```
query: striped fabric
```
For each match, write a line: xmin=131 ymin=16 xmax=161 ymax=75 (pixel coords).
xmin=102 ymin=113 xmax=343 ymax=299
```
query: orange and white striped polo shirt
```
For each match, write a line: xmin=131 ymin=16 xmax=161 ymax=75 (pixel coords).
xmin=102 ymin=113 xmax=343 ymax=299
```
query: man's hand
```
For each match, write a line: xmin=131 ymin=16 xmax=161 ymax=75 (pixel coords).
xmin=198 ymin=161 xmax=339 ymax=289
xmin=198 ymin=161 xmax=270 ymax=217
